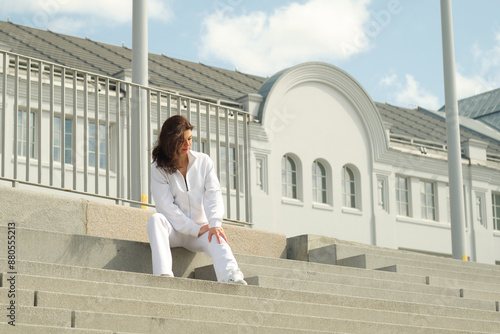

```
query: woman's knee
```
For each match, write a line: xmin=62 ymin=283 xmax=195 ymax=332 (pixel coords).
xmin=147 ymin=213 xmax=171 ymax=233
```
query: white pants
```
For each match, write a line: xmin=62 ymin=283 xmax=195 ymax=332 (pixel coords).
xmin=146 ymin=213 xmax=239 ymax=282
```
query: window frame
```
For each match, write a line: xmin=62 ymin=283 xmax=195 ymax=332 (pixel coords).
xmin=88 ymin=121 xmax=107 ymax=170
xmin=54 ymin=116 xmax=73 ymax=165
xmin=420 ymin=180 xmax=437 ymax=221
xmin=395 ymin=175 xmax=411 ymax=217
xmin=342 ymin=164 xmax=360 ymax=210
xmin=16 ymin=109 xmax=37 ymax=159
xmin=281 ymin=153 xmax=302 ymax=202
xmin=492 ymin=192 xmax=500 ymax=231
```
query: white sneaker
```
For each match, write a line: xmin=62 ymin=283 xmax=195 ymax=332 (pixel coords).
xmin=227 ymin=268 xmax=247 ymax=285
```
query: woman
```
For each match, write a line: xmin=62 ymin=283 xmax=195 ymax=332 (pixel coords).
xmin=147 ymin=115 xmax=246 ymax=284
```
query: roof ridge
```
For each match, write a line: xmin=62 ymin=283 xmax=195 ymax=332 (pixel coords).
xmin=201 ymin=62 xmax=265 ymax=85
xmin=198 ymin=61 xmax=264 ymax=91
xmin=13 ymin=22 xmax=110 ymax=75
xmin=86 ymin=39 xmax=191 ymax=93
xmin=149 ymin=54 xmax=234 ymax=100
xmin=0 ymin=25 xmax=60 ymax=64
xmin=50 ymin=31 xmax=122 ymax=75
xmin=167 ymin=56 xmax=249 ymax=97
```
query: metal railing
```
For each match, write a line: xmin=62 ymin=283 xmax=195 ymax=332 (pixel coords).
xmin=0 ymin=50 xmax=252 ymax=225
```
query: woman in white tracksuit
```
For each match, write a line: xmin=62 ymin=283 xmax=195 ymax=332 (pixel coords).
xmin=147 ymin=115 xmax=246 ymax=284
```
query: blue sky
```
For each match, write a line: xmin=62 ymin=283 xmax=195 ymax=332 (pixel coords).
xmin=2 ymin=0 xmax=500 ymax=110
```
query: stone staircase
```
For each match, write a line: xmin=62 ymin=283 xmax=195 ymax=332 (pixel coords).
xmin=1 ymin=224 xmax=500 ymax=333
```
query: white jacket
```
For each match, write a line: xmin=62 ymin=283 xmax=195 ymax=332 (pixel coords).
xmin=150 ymin=150 xmax=224 ymax=237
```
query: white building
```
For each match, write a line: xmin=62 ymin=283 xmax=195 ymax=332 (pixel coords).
xmin=0 ymin=21 xmax=499 ymax=264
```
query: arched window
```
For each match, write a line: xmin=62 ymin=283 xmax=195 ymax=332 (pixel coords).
xmin=342 ymin=165 xmax=357 ymax=208
xmin=312 ymin=160 xmax=327 ymax=204
xmin=282 ymin=155 xmax=297 ymax=199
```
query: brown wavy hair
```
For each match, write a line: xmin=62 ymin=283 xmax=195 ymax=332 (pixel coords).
xmin=152 ymin=115 xmax=194 ymax=174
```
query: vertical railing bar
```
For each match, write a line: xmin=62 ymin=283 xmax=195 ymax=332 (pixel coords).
xmin=1 ymin=51 xmax=7 ymax=177
xmin=94 ymin=75 xmax=100 ymax=195
xmin=187 ymin=99 xmax=191 ymax=122
xmin=147 ymin=88 xmax=152 ymax=204
xmin=224 ymin=108 xmax=231 ymax=219
xmin=26 ymin=58 xmax=31 ymax=182
xmin=205 ymin=104 xmax=211 ymax=157
xmin=37 ymin=61 xmax=43 ymax=184
xmin=105 ymin=78 xmax=110 ymax=196
xmin=196 ymin=101 xmax=201 ymax=152
xmin=116 ymin=79 xmax=121 ymax=201
xmin=60 ymin=67 xmax=65 ymax=188
xmin=177 ymin=95 xmax=181 ymax=116
xmin=156 ymin=92 xmax=161 ymax=135
xmin=13 ymin=55 xmax=18 ymax=180
xmin=215 ymin=106 xmax=220 ymax=180
xmin=234 ymin=110 xmax=240 ymax=221
xmin=73 ymin=70 xmax=78 ymax=190
xmin=127 ymin=83 xmax=132 ymax=200
xmin=49 ymin=65 xmax=54 ymax=186
xmin=167 ymin=93 xmax=171 ymax=119
xmin=83 ymin=73 xmax=89 ymax=192
xmin=244 ymin=113 xmax=251 ymax=222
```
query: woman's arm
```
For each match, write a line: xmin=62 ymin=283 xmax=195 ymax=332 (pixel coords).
xmin=150 ymin=164 xmax=202 ymax=237
xmin=202 ymin=157 xmax=225 ymax=229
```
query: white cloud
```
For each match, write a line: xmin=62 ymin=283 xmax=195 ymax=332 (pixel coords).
xmin=2 ymin=0 xmax=173 ymax=33
xmin=455 ymin=30 xmax=500 ymax=99
xmin=379 ymin=72 xmax=397 ymax=86
xmin=379 ymin=73 xmax=440 ymax=110
xmin=199 ymin=0 xmax=372 ymax=76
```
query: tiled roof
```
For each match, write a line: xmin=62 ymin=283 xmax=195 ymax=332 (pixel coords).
xmin=377 ymin=102 xmax=500 ymax=156
xmin=439 ymin=88 xmax=500 ymax=132
xmin=1 ymin=20 xmax=500 ymax=158
xmin=0 ymin=20 xmax=266 ymax=104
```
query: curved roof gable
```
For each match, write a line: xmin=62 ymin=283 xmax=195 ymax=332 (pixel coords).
xmin=257 ymin=62 xmax=389 ymax=160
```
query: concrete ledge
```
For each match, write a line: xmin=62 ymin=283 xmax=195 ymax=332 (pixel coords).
xmin=0 ymin=185 xmax=86 ymax=234
xmin=0 ymin=185 xmax=287 ymax=259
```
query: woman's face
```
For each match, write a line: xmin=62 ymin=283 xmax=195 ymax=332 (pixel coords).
xmin=177 ymin=129 xmax=192 ymax=157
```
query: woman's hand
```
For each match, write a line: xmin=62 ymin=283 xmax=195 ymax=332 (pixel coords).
xmin=198 ymin=224 xmax=228 ymax=244
xmin=208 ymin=226 xmax=228 ymax=244
xmin=198 ymin=224 xmax=209 ymax=237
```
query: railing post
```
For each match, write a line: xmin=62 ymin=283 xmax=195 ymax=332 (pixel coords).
xmin=132 ymin=0 xmax=149 ymax=208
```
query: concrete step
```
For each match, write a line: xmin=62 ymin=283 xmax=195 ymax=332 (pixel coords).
xmin=3 ymin=258 xmax=500 ymax=321
xmin=195 ymin=263 xmax=462 ymax=299
xmin=428 ymin=275 xmax=500 ymax=296
xmin=333 ymin=252 xmax=500 ymax=279
xmin=0 ymin=225 xmax=213 ymax=278
xmin=0 ymin=303 xmax=71 ymax=327
xmin=10 ymin=273 xmax=500 ymax=333
xmin=236 ymin=253 xmax=426 ymax=285
xmin=29 ymin=290 xmax=496 ymax=334
xmin=3 ymin=260 xmax=500 ymax=330
xmin=244 ymin=275 xmax=496 ymax=312
xmin=0 ymin=323 xmax=114 ymax=333
xmin=377 ymin=263 xmax=500 ymax=286
xmin=311 ymin=242 xmax=500 ymax=273
xmin=73 ymin=310 xmax=340 ymax=334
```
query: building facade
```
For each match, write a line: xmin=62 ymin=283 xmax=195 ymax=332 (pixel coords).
xmin=0 ymin=21 xmax=499 ymax=264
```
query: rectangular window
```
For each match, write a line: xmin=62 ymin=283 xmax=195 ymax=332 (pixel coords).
xmin=396 ymin=176 xmax=410 ymax=216
xmin=192 ymin=140 xmax=206 ymax=153
xmin=220 ymin=146 xmax=237 ymax=190
xmin=17 ymin=110 xmax=36 ymax=158
xmin=492 ymin=193 xmax=500 ymax=231
xmin=421 ymin=180 xmax=436 ymax=221
xmin=89 ymin=122 xmax=107 ymax=169
xmin=54 ymin=116 xmax=72 ymax=164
